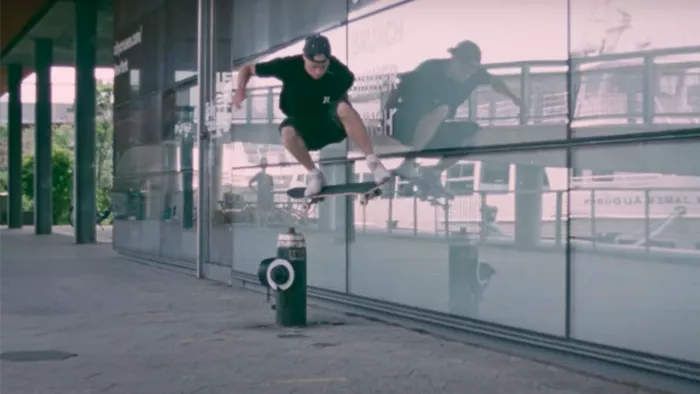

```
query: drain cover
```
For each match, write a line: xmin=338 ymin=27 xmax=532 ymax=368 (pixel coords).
xmin=0 ymin=350 xmax=77 ymax=362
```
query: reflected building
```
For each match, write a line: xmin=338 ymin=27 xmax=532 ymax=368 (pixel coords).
xmin=111 ymin=0 xmax=700 ymax=379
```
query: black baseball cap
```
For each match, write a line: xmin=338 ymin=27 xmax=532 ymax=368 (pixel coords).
xmin=303 ymin=34 xmax=331 ymax=62
xmin=448 ymin=40 xmax=482 ymax=64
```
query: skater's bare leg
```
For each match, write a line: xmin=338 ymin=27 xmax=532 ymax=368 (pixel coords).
xmin=336 ymin=101 xmax=375 ymax=156
xmin=281 ymin=126 xmax=316 ymax=171
xmin=394 ymin=105 xmax=450 ymax=177
xmin=409 ymin=105 xmax=450 ymax=150
xmin=281 ymin=126 xmax=326 ymax=196
xmin=336 ymin=101 xmax=391 ymax=183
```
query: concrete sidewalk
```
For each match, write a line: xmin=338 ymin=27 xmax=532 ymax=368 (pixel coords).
xmin=0 ymin=229 xmax=666 ymax=394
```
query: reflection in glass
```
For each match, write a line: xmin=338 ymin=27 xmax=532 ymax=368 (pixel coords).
xmin=349 ymin=151 xmax=568 ymax=336
xmin=165 ymin=0 xmax=198 ymax=85
xmin=347 ymin=0 xmax=568 ymax=158
xmin=570 ymin=141 xmax=700 ymax=363
xmin=569 ymin=0 xmax=700 ymax=137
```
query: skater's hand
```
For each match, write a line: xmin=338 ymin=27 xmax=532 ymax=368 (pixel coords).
xmin=232 ymin=90 xmax=247 ymax=110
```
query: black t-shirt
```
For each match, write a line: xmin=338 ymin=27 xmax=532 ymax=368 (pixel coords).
xmin=393 ymin=58 xmax=492 ymax=118
xmin=254 ymin=55 xmax=355 ymax=118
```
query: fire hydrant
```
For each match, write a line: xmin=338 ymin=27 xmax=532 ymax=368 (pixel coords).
xmin=257 ymin=227 xmax=307 ymax=327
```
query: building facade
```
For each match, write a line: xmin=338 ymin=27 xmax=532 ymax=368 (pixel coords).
xmin=110 ymin=0 xmax=700 ymax=380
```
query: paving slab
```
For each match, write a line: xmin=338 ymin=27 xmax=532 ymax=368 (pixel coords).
xmin=0 ymin=229 xmax=669 ymax=394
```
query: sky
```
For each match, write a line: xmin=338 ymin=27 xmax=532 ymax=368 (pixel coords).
xmin=0 ymin=67 xmax=114 ymax=104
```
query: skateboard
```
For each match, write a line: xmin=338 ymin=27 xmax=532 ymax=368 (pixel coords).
xmin=287 ymin=181 xmax=385 ymax=210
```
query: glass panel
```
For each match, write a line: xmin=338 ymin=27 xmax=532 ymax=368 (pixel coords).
xmin=112 ymin=172 xmax=163 ymax=257
xmin=569 ymin=0 xmax=700 ymax=137
xmin=159 ymin=84 xmax=198 ymax=264
xmin=113 ymin=6 xmax=165 ymax=104
xmin=230 ymin=162 xmax=348 ymax=292
xmin=230 ymin=0 xmax=349 ymax=62
xmin=349 ymin=150 xmax=568 ymax=336
xmin=570 ymin=140 xmax=700 ymax=363
xmin=208 ymin=0 xmax=236 ymax=266
xmin=165 ymin=0 xmax=199 ymax=85
xmin=346 ymin=0 xmax=568 ymax=161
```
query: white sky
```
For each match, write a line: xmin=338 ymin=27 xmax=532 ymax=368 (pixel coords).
xmin=0 ymin=67 xmax=114 ymax=104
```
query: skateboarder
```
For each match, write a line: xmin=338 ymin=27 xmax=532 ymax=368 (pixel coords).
xmin=232 ymin=34 xmax=391 ymax=197
xmin=384 ymin=40 xmax=524 ymax=194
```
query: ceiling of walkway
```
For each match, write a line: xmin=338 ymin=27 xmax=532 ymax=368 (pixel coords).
xmin=0 ymin=0 xmax=113 ymax=95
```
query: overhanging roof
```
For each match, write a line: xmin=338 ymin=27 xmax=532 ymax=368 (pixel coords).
xmin=0 ymin=0 xmax=113 ymax=95
xmin=0 ymin=0 xmax=51 ymax=95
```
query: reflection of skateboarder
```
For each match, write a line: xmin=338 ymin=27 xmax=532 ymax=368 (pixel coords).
xmin=384 ymin=41 xmax=524 ymax=194
xmin=233 ymin=34 xmax=391 ymax=198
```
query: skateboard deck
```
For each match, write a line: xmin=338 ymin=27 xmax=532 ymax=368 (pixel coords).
xmin=287 ymin=181 xmax=384 ymax=207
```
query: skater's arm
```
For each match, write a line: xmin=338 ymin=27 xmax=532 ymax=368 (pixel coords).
xmin=329 ymin=56 xmax=355 ymax=96
xmin=236 ymin=65 xmax=255 ymax=93
xmin=240 ymin=56 xmax=295 ymax=84
xmin=383 ymin=60 xmax=434 ymax=110
xmin=235 ymin=57 xmax=294 ymax=103
xmin=487 ymin=72 xmax=523 ymax=107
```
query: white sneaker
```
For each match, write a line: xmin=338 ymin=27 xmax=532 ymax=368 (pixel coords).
xmin=366 ymin=157 xmax=392 ymax=185
xmin=304 ymin=169 xmax=325 ymax=197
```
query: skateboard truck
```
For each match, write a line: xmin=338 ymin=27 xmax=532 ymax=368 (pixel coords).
xmin=359 ymin=187 xmax=382 ymax=206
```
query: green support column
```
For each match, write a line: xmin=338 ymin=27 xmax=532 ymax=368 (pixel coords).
xmin=181 ymin=133 xmax=194 ymax=229
xmin=7 ymin=64 xmax=23 ymax=229
xmin=35 ymin=39 xmax=53 ymax=234
xmin=73 ymin=0 xmax=97 ymax=243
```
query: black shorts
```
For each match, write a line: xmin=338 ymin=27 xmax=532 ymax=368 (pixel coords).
xmin=391 ymin=109 xmax=481 ymax=150
xmin=279 ymin=101 xmax=348 ymax=151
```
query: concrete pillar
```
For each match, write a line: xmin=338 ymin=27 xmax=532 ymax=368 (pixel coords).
xmin=7 ymin=64 xmax=23 ymax=229
xmin=73 ymin=0 xmax=97 ymax=243
xmin=318 ymin=146 xmax=348 ymax=242
xmin=34 ymin=39 xmax=53 ymax=234
xmin=514 ymin=164 xmax=544 ymax=248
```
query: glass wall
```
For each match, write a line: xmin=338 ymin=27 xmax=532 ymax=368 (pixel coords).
xmin=569 ymin=140 xmax=700 ymax=363
xmin=113 ymin=0 xmax=700 ymax=366
xmin=569 ymin=0 xmax=700 ymax=138
xmin=112 ymin=0 xmax=199 ymax=265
